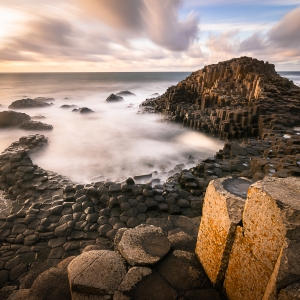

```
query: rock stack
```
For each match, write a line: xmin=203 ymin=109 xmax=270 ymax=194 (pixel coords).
xmin=196 ymin=176 xmax=300 ymax=300
xmin=140 ymin=56 xmax=300 ymax=139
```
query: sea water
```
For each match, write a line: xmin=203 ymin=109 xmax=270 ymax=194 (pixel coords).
xmin=0 ymin=71 xmax=299 ymax=183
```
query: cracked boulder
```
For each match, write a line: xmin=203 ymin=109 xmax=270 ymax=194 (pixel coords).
xmin=67 ymin=250 xmax=126 ymax=298
xmin=117 ymin=224 xmax=171 ymax=266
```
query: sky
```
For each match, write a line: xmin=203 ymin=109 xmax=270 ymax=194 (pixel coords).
xmin=0 ymin=0 xmax=300 ymax=72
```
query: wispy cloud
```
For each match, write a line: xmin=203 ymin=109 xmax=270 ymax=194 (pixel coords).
xmin=80 ymin=0 xmax=199 ymax=51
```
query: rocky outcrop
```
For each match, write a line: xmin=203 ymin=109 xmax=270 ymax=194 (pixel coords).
xmin=141 ymin=56 xmax=300 ymax=140
xmin=19 ymin=121 xmax=53 ymax=130
xmin=79 ymin=107 xmax=94 ymax=113
xmin=64 ymin=225 xmax=215 ymax=300
xmin=196 ymin=176 xmax=300 ymax=300
xmin=0 ymin=111 xmax=30 ymax=128
xmin=8 ymin=99 xmax=51 ymax=109
xmin=106 ymin=94 xmax=124 ymax=102
xmin=60 ymin=105 xmax=76 ymax=109
xmin=117 ymin=90 xmax=136 ymax=96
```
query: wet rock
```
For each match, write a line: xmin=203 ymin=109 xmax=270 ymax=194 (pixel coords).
xmin=117 ymin=225 xmax=171 ymax=266
xmin=106 ymin=94 xmax=124 ymax=102
xmin=9 ymin=98 xmax=51 ymax=109
xmin=79 ymin=107 xmax=94 ymax=113
xmin=0 ymin=111 xmax=30 ymax=128
xmin=61 ymin=104 xmax=76 ymax=108
xmin=116 ymin=90 xmax=136 ymax=96
xmin=19 ymin=120 xmax=53 ymax=130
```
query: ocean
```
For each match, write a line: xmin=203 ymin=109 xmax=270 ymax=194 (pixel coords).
xmin=0 ymin=71 xmax=299 ymax=183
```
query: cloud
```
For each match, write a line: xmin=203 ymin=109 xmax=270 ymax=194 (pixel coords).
xmin=206 ymin=31 xmax=240 ymax=54
xmin=80 ymin=0 xmax=199 ymax=51
xmin=268 ymin=6 xmax=300 ymax=48
xmin=238 ymin=33 xmax=266 ymax=52
xmin=0 ymin=17 xmax=112 ymax=62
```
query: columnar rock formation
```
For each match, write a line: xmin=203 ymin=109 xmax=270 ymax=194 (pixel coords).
xmin=195 ymin=177 xmax=251 ymax=289
xmin=141 ymin=56 xmax=300 ymax=139
xmin=196 ymin=176 xmax=300 ymax=300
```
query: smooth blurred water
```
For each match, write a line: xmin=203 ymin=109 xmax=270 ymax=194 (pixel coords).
xmin=0 ymin=72 xmax=224 ymax=183
xmin=1 ymin=71 xmax=298 ymax=183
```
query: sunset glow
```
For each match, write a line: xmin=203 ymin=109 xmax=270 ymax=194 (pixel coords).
xmin=0 ymin=0 xmax=300 ymax=72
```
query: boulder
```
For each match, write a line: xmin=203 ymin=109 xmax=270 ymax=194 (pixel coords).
xmin=34 ymin=97 xmax=54 ymax=102
xmin=68 ymin=250 xmax=126 ymax=296
xmin=156 ymin=250 xmax=211 ymax=292
xmin=7 ymin=289 xmax=30 ymax=300
xmin=19 ymin=120 xmax=53 ymax=130
xmin=28 ymin=267 xmax=71 ymax=300
xmin=195 ymin=177 xmax=251 ymax=288
xmin=8 ymin=98 xmax=51 ymax=109
xmin=116 ymin=90 xmax=136 ymax=96
xmin=31 ymin=115 xmax=46 ymax=119
xmin=79 ymin=107 xmax=94 ymax=113
xmin=61 ymin=104 xmax=76 ymax=108
xmin=117 ymin=224 xmax=171 ymax=266
xmin=117 ymin=267 xmax=178 ymax=300
xmin=278 ymin=281 xmax=300 ymax=300
xmin=0 ymin=111 xmax=30 ymax=128
xmin=106 ymin=94 xmax=123 ymax=102
xmin=223 ymin=177 xmax=300 ymax=300
xmin=168 ymin=230 xmax=196 ymax=252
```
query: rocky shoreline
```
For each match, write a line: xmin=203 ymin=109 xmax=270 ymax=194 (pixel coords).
xmin=0 ymin=56 xmax=300 ymax=299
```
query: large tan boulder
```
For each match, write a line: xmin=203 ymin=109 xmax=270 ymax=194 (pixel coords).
xmin=195 ymin=177 xmax=251 ymax=288
xmin=117 ymin=224 xmax=171 ymax=266
xmin=223 ymin=177 xmax=300 ymax=300
xmin=67 ymin=250 xmax=126 ymax=298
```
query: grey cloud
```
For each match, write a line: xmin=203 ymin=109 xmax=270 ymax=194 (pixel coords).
xmin=80 ymin=0 xmax=199 ymax=51
xmin=0 ymin=17 xmax=111 ymax=62
xmin=268 ymin=6 xmax=300 ymax=48
xmin=238 ymin=33 xmax=266 ymax=52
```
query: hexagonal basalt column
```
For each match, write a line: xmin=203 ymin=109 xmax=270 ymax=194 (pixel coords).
xmin=195 ymin=177 xmax=252 ymax=288
xmin=223 ymin=177 xmax=300 ymax=300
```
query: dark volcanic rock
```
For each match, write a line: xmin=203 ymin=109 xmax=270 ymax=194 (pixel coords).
xmin=106 ymin=94 xmax=124 ymax=102
xmin=79 ymin=107 xmax=94 ymax=113
xmin=31 ymin=115 xmax=46 ymax=119
xmin=116 ymin=90 xmax=136 ymax=96
xmin=20 ymin=120 xmax=53 ymax=130
xmin=61 ymin=105 xmax=76 ymax=109
xmin=0 ymin=111 xmax=30 ymax=128
xmin=9 ymin=98 xmax=51 ymax=109
xmin=34 ymin=97 xmax=54 ymax=102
